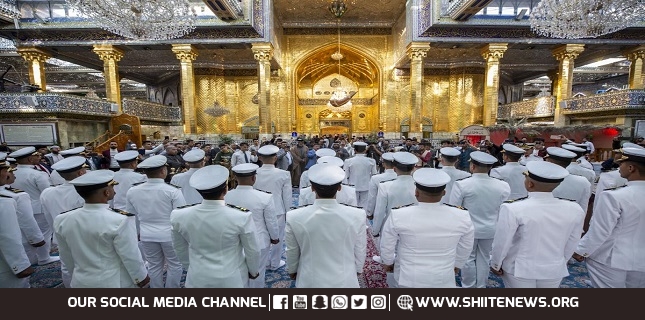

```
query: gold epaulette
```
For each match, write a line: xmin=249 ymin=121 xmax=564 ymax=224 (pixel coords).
xmin=111 ymin=208 xmax=134 ymax=216
xmin=227 ymin=204 xmax=249 ymax=212
xmin=5 ymin=187 xmax=23 ymax=193
xmin=176 ymin=203 xmax=199 ymax=209
xmin=443 ymin=203 xmax=467 ymax=210
xmin=604 ymin=185 xmax=627 ymax=191
xmin=505 ymin=196 xmax=528 ymax=203
xmin=392 ymin=203 xmax=416 ymax=210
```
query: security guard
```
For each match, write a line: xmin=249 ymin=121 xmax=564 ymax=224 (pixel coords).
xmin=170 ymin=149 xmax=206 ymax=205
xmin=573 ymin=147 xmax=645 ymax=288
xmin=50 ymin=146 xmax=87 ymax=186
xmin=40 ymin=156 xmax=87 ymax=287
xmin=365 ymin=152 xmax=397 ymax=219
xmin=170 ymin=165 xmax=260 ymax=288
xmin=110 ymin=150 xmax=147 ymax=210
xmin=439 ymin=147 xmax=472 ymax=204
xmin=8 ymin=146 xmax=59 ymax=265
xmin=544 ymin=147 xmax=592 ymax=213
xmin=299 ymin=156 xmax=358 ymax=207
xmin=449 ymin=151 xmax=510 ymax=288
xmin=126 ymin=155 xmax=186 ymax=288
xmin=0 ymin=191 xmax=34 ymax=288
xmin=562 ymin=144 xmax=596 ymax=184
xmin=53 ymin=170 xmax=149 ymax=288
xmin=343 ymin=141 xmax=377 ymax=208
xmin=254 ymin=145 xmax=292 ymax=271
xmin=490 ymin=144 xmax=529 ymax=201
xmin=299 ymin=148 xmax=335 ymax=189
xmin=225 ymin=163 xmax=279 ymax=288
xmin=285 ymin=163 xmax=366 ymax=287
xmin=380 ymin=168 xmax=474 ymax=288
xmin=490 ymin=161 xmax=584 ymax=288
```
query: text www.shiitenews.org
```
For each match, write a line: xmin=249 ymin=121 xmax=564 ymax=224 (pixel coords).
xmin=417 ymin=296 xmax=579 ymax=308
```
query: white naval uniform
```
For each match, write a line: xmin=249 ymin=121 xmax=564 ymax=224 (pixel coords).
xmin=552 ymin=174 xmax=591 ymax=213
xmin=225 ymin=186 xmax=279 ymax=288
xmin=576 ymin=181 xmax=645 ymax=288
xmin=285 ymin=199 xmax=366 ymax=288
xmin=0 ymin=186 xmax=45 ymax=264
xmin=53 ymin=203 xmax=147 ymax=288
xmin=12 ymin=164 xmax=54 ymax=264
xmin=299 ymin=170 xmax=310 ymax=189
xmin=365 ymin=169 xmax=397 ymax=218
xmin=297 ymin=184 xmax=357 ymax=207
xmin=110 ymin=168 xmax=147 ymax=210
xmin=490 ymin=162 xmax=528 ymax=201
xmin=40 ymin=181 xmax=84 ymax=288
xmin=230 ymin=150 xmax=258 ymax=167
xmin=49 ymin=170 xmax=65 ymax=186
xmin=567 ymin=162 xmax=596 ymax=185
xmin=372 ymin=175 xmax=417 ymax=237
xmin=490 ymin=193 xmax=584 ymax=288
xmin=170 ymin=200 xmax=261 ymax=288
xmin=380 ymin=202 xmax=474 ymax=288
xmin=449 ymin=173 xmax=510 ymax=288
xmin=519 ymin=154 xmax=543 ymax=165
xmin=343 ymin=154 xmax=377 ymax=207
xmin=593 ymin=170 xmax=627 ymax=212
xmin=170 ymin=168 xmax=202 ymax=205
xmin=126 ymin=178 xmax=186 ymax=288
xmin=440 ymin=166 xmax=471 ymax=204
xmin=253 ymin=164 xmax=291 ymax=269
xmin=577 ymin=156 xmax=594 ymax=171
xmin=0 ymin=196 xmax=31 ymax=288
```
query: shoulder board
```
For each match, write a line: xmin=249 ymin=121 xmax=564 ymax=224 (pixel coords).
xmin=342 ymin=183 xmax=355 ymax=187
xmin=111 ymin=208 xmax=134 ymax=216
xmin=456 ymin=176 xmax=471 ymax=181
xmin=5 ymin=187 xmax=24 ymax=193
xmin=132 ymin=181 xmax=145 ymax=186
xmin=443 ymin=203 xmax=467 ymax=210
xmin=341 ymin=203 xmax=362 ymax=209
xmin=604 ymin=185 xmax=627 ymax=191
xmin=0 ymin=194 xmax=12 ymax=198
xmin=380 ymin=178 xmax=396 ymax=183
xmin=60 ymin=206 xmax=83 ymax=215
xmin=556 ymin=197 xmax=576 ymax=202
xmin=167 ymin=183 xmax=181 ymax=189
xmin=504 ymin=196 xmax=528 ymax=203
xmin=32 ymin=166 xmax=42 ymax=171
xmin=296 ymin=204 xmax=312 ymax=208
xmin=392 ymin=203 xmax=416 ymax=210
xmin=254 ymin=188 xmax=272 ymax=194
xmin=227 ymin=204 xmax=249 ymax=212
xmin=176 ymin=203 xmax=199 ymax=209
xmin=491 ymin=176 xmax=504 ymax=181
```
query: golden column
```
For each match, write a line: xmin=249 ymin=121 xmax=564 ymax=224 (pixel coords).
xmin=481 ymin=43 xmax=507 ymax=126
xmin=16 ymin=47 xmax=51 ymax=92
xmin=252 ymin=43 xmax=273 ymax=137
xmin=93 ymin=44 xmax=124 ymax=112
xmin=624 ymin=45 xmax=645 ymax=89
xmin=172 ymin=44 xmax=199 ymax=134
xmin=552 ymin=44 xmax=585 ymax=127
xmin=407 ymin=42 xmax=429 ymax=139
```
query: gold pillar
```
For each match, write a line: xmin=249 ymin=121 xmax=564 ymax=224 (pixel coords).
xmin=552 ymin=44 xmax=585 ymax=126
xmin=93 ymin=44 xmax=124 ymax=112
xmin=17 ymin=47 xmax=51 ymax=92
xmin=172 ymin=44 xmax=199 ymax=134
xmin=624 ymin=45 xmax=645 ymax=89
xmin=407 ymin=42 xmax=429 ymax=138
xmin=252 ymin=43 xmax=273 ymax=137
xmin=547 ymin=69 xmax=560 ymax=97
xmin=481 ymin=43 xmax=507 ymax=126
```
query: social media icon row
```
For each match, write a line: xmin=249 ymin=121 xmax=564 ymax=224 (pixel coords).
xmin=272 ymin=295 xmax=387 ymax=310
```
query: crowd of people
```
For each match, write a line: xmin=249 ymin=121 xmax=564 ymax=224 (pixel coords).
xmin=0 ymin=132 xmax=644 ymax=288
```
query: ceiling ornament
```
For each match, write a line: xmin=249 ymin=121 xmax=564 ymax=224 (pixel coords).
xmin=65 ymin=0 xmax=197 ymax=40
xmin=204 ymin=101 xmax=230 ymax=117
xmin=529 ymin=0 xmax=644 ymax=39
xmin=327 ymin=0 xmax=355 ymax=112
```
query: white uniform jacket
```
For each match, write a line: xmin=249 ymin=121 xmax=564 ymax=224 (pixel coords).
xmin=53 ymin=203 xmax=147 ymax=288
xmin=380 ymin=202 xmax=474 ymax=288
xmin=225 ymin=186 xmax=280 ymax=249
xmin=490 ymin=192 xmax=585 ymax=279
xmin=365 ymin=169 xmax=397 ymax=217
xmin=372 ymin=175 xmax=418 ymax=236
xmin=40 ymin=182 xmax=84 ymax=242
xmin=12 ymin=164 xmax=51 ymax=214
xmin=343 ymin=154 xmax=377 ymax=191
xmin=170 ymin=168 xmax=202 ymax=206
xmin=576 ymin=181 xmax=645 ymax=272
xmin=298 ymin=185 xmax=357 ymax=207
xmin=285 ymin=199 xmax=366 ymax=288
xmin=111 ymin=169 xmax=147 ymax=210
xmin=0 ymin=186 xmax=43 ymax=245
xmin=593 ymin=170 xmax=627 ymax=211
xmin=299 ymin=170 xmax=310 ymax=189
xmin=170 ymin=200 xmax=261 ymax=288
xmin=440 ymin=166 xmax=471 ymax=204
xmin=49 ymin=170 xmax=65 ymax=186
xmin=553 ymin=174 xmax=591 ymax=213
xmin=449 ymin=173 xmax=510 ymax=239
xmin=567 ymin=162 xmax=596 ymax=185
xmin=253 ymin=164 xmax=292 ymax=216
xmin=0 ymin=197 xmax=32 ymax=282
xmin=490 ymin=162 xmax=528 ymax=201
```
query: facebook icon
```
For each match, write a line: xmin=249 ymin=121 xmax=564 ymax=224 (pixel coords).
xmin=273 ymin=295 xmax=289 ymax=310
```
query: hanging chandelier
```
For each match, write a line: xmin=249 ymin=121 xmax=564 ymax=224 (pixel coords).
xmin=529 ymin=0 xmax=644 ymax=39
xmin=204 ymin=101 xmax=230 ymax=117
xmin=327 ymin=0 xmax=355 ymax=113
xmin=65 ymin=0 xmax=197 ymax=40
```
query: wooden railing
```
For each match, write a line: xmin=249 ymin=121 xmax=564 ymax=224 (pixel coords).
xmin=93 ymin=130 xmax=126 ymax=153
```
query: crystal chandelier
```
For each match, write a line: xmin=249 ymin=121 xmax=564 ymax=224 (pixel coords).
xmin=204 ymin=101 xmax=230 ymax=117
xmin=327 ymin=1 xmax=355 ymax=113
xmin=529 ymin=0 xmax=644 ymax=39
xmin=65 ymin=0 xmax=197 ymax=40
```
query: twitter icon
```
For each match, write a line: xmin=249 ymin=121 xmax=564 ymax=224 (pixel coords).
xmin=351 ymin=295 xmax=367 ymax=309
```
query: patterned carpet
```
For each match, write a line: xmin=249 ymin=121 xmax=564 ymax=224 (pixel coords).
xmin=29 ymin=189 xmax=592 ymax=288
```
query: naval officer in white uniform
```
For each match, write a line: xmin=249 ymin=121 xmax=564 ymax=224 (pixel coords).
xmin=439 ymin=147 xmax=471 ymax=204
xmin=490 ymin=161 xmax=585 ymax=288
xmin=592 ymin=143 xmax=643 ymax=212
xmin=171 ymin=165 xmax=261 ymax=288
xmin=299 ymin=148 xmax=336 ymax=189
xmin=573 ymin=147 xmax=645 ymax=288
xmin=365 ymin=152 xmax=397 ymax=219
xmin=562 ymin=144 xmax=596 ymax=184
xmin=110 ymin=151 xmax=147 ymax=210
xmin=343 ymin=141 xmax=377 ymax=208
xmin=170 ymin=149 xmax=205 ymax=205
xmin=49 ymin=147 xmax=87 ymax=186
xmin=490 ymin=144 xmax=529 ymax=201
xmin=299 ymin=156 xmax=358 ymax=207
xmin=285 ymin=163 xmax=366 ymax=288
xmin=225 ymin=163 xmax=279 ymax=288
xmin=380 ymin=168 xmax=474 ymax=288
xmin=53 ymin=170 xmax=149 ymax=288
xmin=544 ymin=147 xmax=592 ymax=214
xmin=449 ymin=151 xmax=510 ymax=288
